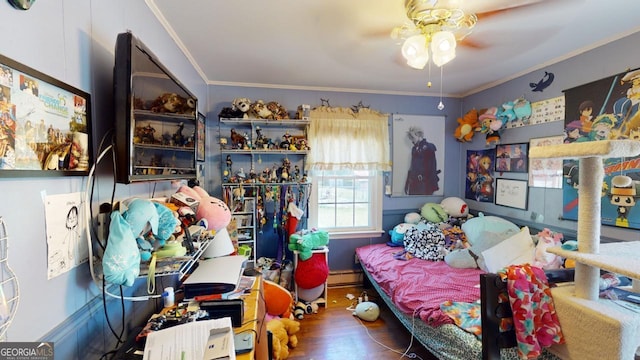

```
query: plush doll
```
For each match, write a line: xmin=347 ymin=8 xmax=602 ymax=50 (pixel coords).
xmin=288 ymin=229 xmax=329 ymax=261
xmin=478 ymin=107 xmax=502 ymax=145
xmin=388 ymin=223 xmax=414 ymax=246
xmin=231 ymin=97 xmax=252 ymax=119
xmin=263 ymin=280 xmax=294 ymax=319
xmin=453 ymin=108 xmax=480 ymax=142
xmin=440 ymin=197 xmax=469 ymax=219
xmin=266 ymin=318 xmax=300 ymax=360
xmin=404 ymin=212 xmax=422 ymax=224
xmin=175 ymin=185 xmax=231 ymax=231
xmin=294 ymin=252 xmax=329 ymax=290
xmin=420 ymin=202 xmax=448 ymax=224
xmin=532 ymin=228 xmax=564 ymax=270
xmin=353 ymin=301 xmax=380 ymax=322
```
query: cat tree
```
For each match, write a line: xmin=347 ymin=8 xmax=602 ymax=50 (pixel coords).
xmin=529 ymin=140 xmax=640 ymax=360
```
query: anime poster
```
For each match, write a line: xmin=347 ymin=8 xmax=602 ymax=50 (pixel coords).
xmin=562 ymin=67 xmax=640 ymax=229
xmin=465 ymin=148 xmax=496 ymax=203
xmin=44 ymin=192 xmax=88 ymax=279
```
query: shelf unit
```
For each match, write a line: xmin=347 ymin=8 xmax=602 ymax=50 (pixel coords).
xmin=228 ymin=196 xmax=257 ymax=264
xmin=219 ymin=118 xmax=309 ymax=184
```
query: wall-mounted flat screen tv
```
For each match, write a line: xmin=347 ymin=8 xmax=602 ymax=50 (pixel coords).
xmin=0 ymin=53 xmax=92 ymax=177
xmin=113 ymin=32 xmax=198 ymax=184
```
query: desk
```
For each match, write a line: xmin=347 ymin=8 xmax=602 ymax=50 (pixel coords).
xmin=237 ymin=276 xmax=268 ymax=360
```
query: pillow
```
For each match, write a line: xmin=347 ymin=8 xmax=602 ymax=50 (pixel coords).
xmin=444 ymin=228 xmax=517 ymax=269
xmin=481 ymin=226 xmax=535 ymax=273
xmin=461 ymin=213 xmax=519 ymax=245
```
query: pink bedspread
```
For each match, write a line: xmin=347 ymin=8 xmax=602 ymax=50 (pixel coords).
xmin=356 ymin=243 xmax=485 ymax=327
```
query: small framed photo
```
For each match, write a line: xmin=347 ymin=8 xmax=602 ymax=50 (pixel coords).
xmin=495 ymin=178 xmax=529 ymax=210
xmin=196 ymin=112 xmax=206 ymax=162
xmin=495 ymin=143 xmax=528 ymax=173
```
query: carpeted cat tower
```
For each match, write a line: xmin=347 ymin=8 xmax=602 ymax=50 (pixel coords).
xmin=530 ymin=140 xmax=640 ymax=360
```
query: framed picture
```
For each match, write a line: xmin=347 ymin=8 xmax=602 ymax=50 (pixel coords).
xmin=0 ymin=53 xmax=92 ymax=176
xmin=494 ymin=143 xmax=528 ymax=173
xmin=391 ymin=114 xmax=444 ymax=197
xmin=196 ymin=112 xmax=206 ymax=162
xmin=528 ymin=135 xmax=564 ymax=188
xmin=495 ymin=178 xmax=529 ymax=210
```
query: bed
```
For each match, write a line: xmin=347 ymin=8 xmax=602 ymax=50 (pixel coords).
xmin=356 ymin=242 xmax=565 ymax=360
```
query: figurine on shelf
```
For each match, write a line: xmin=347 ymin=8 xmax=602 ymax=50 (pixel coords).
xmin=254 ymin=126 xmax=268 ymax=150
xmin=280 ymin=132 xmax=291 ymax=149
xmin=294 ymin=165 xmax=301 ymax=181
xmin=172 ymin=122 xmax=186 ymax=146
xmin=223 ymin=155 xmax=233 ymax=182
xmin=230 ymin=128 xmax=247 ymax=149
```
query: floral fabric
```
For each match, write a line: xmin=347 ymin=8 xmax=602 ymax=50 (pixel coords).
xmin=498 ymin=264 xmax=564 ymax=359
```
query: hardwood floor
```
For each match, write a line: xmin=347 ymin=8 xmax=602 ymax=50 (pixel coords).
xmin=286 ymin=285 xmax=439 ymax=360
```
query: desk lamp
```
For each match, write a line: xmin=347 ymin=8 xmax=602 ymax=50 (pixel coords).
xmin=203 ymin=227 xmax=235 ymax=259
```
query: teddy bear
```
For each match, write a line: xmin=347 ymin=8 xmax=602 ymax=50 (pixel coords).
xmin=231 ymin=97 xmax=252 ymax=118
xmin=266 ymin=318 xmax=300 ymax=360
xmin=453 ymin=108 xmax=479 ymax=142
xmin=288 ymin=229 xmax=329 ymax=261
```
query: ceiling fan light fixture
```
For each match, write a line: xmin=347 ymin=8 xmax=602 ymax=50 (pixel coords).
xmin=431 ymin=30 xmax=456 ymax=67
xmin=402 ymin=35 xmax=429 ymax=69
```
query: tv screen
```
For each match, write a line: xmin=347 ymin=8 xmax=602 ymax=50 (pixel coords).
xmin=113 ymin=32 xmax=198 ymax=184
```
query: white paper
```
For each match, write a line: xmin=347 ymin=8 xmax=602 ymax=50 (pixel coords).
xmin=143 ymin=317 xmax=236 ymax=360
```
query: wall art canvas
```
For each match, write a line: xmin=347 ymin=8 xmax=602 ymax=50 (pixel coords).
xmin=562 ymin=67 xmax=640 ymax=229
xmin=465 ymin=148 xmax=495 ymax=203
xmin=495 ymin=143 xmax=528 ymax=173
xmin=391 ymin=114 xmax=444 ymax=197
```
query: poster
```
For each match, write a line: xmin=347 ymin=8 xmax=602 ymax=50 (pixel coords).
xmin=391 ymin=114 xmax=444 ymax=197
xmin=44 ymin=192 xmax=88 ymax=279
xmin=529 ymin=136 xmax=564 ymax=188
xmin=562 ymin=67 xmax=640 ymax=229
xmin=465 ymin=148 xmax=496 ymax=203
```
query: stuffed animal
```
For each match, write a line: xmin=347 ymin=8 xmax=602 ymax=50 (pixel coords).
xmin=150 ymin=93 xmax=195 ymax=114
xmin=353 ymin=301 xmax=380 ymax=322
xmin=266 ymin=101 xmax=289 ymax=120
xmin=249 ymin=99 xmax=273 ymax=119
xmin=263 ymin=280 xmax=294 ymax=319
xmin=266 ymin=318 xmax=300 ymax=360
xmin=454 ymin=108 xmax=479 ymax=142
xmin=478 ymin=107 xmax=502 ymax=145
xmin=231 ymin=97 xmax=252 ymax=119
xmin=532 ymin=228 xmax=564 ymax=270
xmin=440 ymin=197 xmax=469 ymax=219
xmin=294 ymin=252 xmax=329 ymax=290
xmin=292 ymin=300 xmax=318 ymax=320
xmin=388 ymin=223 xmax=414 ymax=246
xmin=288 ymin=229 xmax=329 ymax=261
xmin=420 ymin=202 xmax=448 ymax=224
xmin=175 ymin=185 xmax=231 ymax=231
xmin=404 ymin=212 xmax=422 ymax=224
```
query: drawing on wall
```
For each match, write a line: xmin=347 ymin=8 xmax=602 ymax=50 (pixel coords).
xmin=495 ymin=178 xmax=529 ymax=210
xmin=465 ymin=148 xmax=495 ymax=203
xmin=44 ymin=192 xmax=88 ymax=279
xmin=391 ymin=114 xmax=444 ymax=197
xmin=562 ymin=67 xmax=640 ymax=229
xmin=529 ymin=135 xmax=564 ymax=188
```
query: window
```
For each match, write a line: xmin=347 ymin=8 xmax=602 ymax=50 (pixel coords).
xmin=308 ymin=169 xmax=383 ymax=238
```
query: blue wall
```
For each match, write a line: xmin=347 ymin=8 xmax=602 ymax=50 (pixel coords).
xmin=1 ymin=1 xmax=639 ymax=358
xmin=0 ymin=1 xmax=207 ymax=358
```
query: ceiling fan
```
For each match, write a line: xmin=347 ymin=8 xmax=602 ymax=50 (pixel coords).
xmin=390 ymin=0 xmax=548 ymax=58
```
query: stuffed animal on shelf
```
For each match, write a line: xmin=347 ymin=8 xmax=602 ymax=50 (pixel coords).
xmin=150 ymin=93 xmax=195 ymax=114
xmin=453 ymin=108 xmax=479 ymax=142
xmin=266 ymin=318 xmax=300 ymax=360
xmin=288 ymin=229 xmax=329 ymax=261
xmin=231 ymin=97 xmax=252 ymax=119
xmin=478 ymin=107 xmax=502 ymax=146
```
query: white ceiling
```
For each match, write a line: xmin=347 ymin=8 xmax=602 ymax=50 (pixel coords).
xmin=149 ymin=0 xmax=640 ymax=97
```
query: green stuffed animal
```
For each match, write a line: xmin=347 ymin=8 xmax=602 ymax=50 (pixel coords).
xmin=288 ymin=229 xmax=329 ymax=261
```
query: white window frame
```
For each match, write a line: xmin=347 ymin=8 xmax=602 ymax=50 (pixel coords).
xmin=308 ymin=170 xmax=383 ymax=239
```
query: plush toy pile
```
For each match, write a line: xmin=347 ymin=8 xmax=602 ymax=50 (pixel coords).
xmin=102 ymin=185 xmax=231 ymax=287
xmin=219 ymin=97 xmax=291 ymax=120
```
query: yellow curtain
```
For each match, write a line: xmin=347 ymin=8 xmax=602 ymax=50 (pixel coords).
xmin=306 ymin=106 xmax=392 ymax=171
